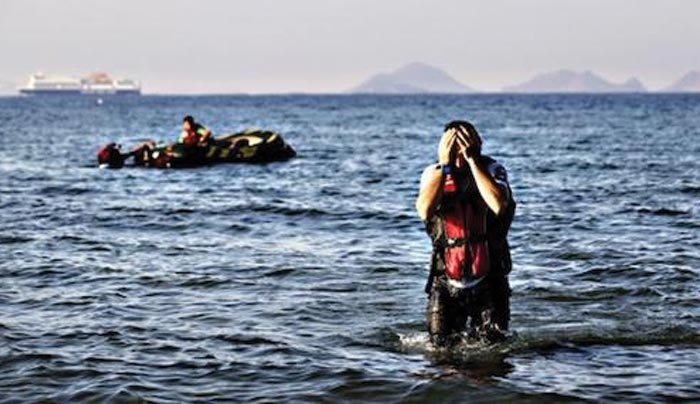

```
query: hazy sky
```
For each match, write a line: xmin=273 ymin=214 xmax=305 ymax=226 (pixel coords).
xmin=1 ymin=0 xmax=698 ymax=93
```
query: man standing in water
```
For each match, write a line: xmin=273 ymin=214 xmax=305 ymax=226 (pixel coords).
xmin=415 ymin=121 xmax=515 ymax=346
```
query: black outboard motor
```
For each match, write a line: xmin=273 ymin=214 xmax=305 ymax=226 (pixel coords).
xmin=97 ymin=143 xmax=125 ymax=168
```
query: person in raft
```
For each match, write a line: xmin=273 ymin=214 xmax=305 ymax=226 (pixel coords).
xmin=178 ymin=115 xmax=212 ymax=148
xmin=415 ymin=120 xmax=516 ymax=346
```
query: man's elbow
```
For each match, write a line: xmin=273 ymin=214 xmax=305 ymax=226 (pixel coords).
xmin=491 ymin=198 xmax=509 ymax=217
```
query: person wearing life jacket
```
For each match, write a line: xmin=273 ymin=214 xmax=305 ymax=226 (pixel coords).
xmin=97 ymin=143 xmax=125 ymax=168
xmin=415 ymin=120 xmax=515 ymax=346
xmin=96 ymin=140 xmax=171 ymax=168
xmin=178 ymin=115 xmax=212 ymax=148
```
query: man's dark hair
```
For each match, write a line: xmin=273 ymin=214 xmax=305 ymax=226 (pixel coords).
xmin=444 ymin=120 xmax=479 ymax=138
xmin=183 ymin=115 xmax=195 ymax=126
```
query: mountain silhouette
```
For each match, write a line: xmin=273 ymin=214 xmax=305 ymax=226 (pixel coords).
xmin=503 ymin=70 xmax=646 ymax=93
xmin=349 ymin=62 xmax=475 ymax=93
xmin=664 ymin=71 xmax=700 ymax=92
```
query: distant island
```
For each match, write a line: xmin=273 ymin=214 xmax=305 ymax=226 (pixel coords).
xmin=349 ymin=62 xmax=476 ymax=94
xmin=664 ymin=71 xmax=700 ymax=92
xmin=503 ymin=69 xmax=646 ymax=93
xmin=348 ymin=65 xmax=700 ymax=94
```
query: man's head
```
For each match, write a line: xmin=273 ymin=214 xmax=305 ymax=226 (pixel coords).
xmin=182 ymin=115 xmax=195 ymax=132
xmin=444 ymin=120 xmax=479 ymax=140
xmin=441 ymin=120 xmax=482 ymax=167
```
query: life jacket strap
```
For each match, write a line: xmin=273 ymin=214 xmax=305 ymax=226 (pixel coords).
xmin=441 ymin=235 xmax=487 ymax=248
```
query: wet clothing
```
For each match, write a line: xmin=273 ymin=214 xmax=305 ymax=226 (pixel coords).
xmin=420 ymin=156 xmax=515 ymax=344
xmin=426 ymin=264 xmax=512 ymax=345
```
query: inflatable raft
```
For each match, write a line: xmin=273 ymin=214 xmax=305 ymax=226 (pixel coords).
xmin=98 ymin=129 xmax=296 ymax=168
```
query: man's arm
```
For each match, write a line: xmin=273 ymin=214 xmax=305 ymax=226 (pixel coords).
xmin=197 ymin=125 xmax=212 ymax=144
xmin=466 ymin=158 xmax=509 ymax=217
xmin=415 ymin=130 xmax=458 ymax=221
xmin=456 ymin=129 xmax=510 ymax=217
xmin=415 ymin=167 xmax=443 ymax=222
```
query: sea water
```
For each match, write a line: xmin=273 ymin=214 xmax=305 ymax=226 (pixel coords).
xmin=1 ymin=94 xmax=699 ymax=402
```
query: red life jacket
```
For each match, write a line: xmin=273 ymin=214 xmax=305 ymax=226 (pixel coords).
xmin=439 ymin=172 xmax=491 ymax=281
xmin=181 ymin=131 xmax=198 ymax=147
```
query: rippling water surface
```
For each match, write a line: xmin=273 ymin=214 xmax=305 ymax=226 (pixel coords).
xmin=1 ymin=94 xmax=699 ymax=402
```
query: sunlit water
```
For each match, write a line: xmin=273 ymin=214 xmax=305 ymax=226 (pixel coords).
xmin=1 ymin=94 xmax=699 ymax=402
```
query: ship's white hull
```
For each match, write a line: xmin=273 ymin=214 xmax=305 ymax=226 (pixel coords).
xmin=20 ymin=89 xmax=141 ymax=95
xmin=20 ymin=72 xmax=141 ymax=95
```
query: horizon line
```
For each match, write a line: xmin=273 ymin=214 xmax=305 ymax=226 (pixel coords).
xmin=4 ymin=91 xmax=700 ymax=98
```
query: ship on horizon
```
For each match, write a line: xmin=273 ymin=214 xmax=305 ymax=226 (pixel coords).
xmin=19 ymin=72 xmax=141 ymax=95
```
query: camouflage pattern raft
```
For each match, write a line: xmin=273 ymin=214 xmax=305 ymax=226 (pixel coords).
xmin=97 ymin=129 xmax=296 ymax=168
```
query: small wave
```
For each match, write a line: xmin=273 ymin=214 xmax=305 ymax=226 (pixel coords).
xmin=165 ymin=207 xmax=197 ymax=215
xmin=231 ymin=203 xmax=416 ymax=227
xmin=392 ymin=321 xmax=700 ymax=365
xmin=212 ymin=333 xmax=285 ymax=347
xmin=0 ymin=234 xmax=34 ymax=244
xmin=0 ymin=351 xmax=64 ymax=367
xmin=680 ymin=185 xmax=700 ymax=195
xmin=178 ymin=275 xmax=230 ymax=289
xmin=524 ymin=285 xmax=632 ymax=302
xmin=38 ymin=185 xmax=94 ymax=196
xmin=599 ymin=163 xmax=621 ymax=170
xmin=553 ymin=250 xmax=596 ymax=261
xmin=397 ymin=331 xmax=431 ymax=351
xmin=395 ymin=331 xmax=514 ymax=366
xmin=638 ymin=207 xmax=689 ymax=217
xmin=249 ymin=204 xmax=330 ymax=217
xmin=675 ymin=220 xmax=700 ymax=229
xmin=263 ymin=268 xmax=296 ymax=277
xmin=228 ymin=223 xmax=251 ymax=232
xmin=510 ymin=323 xmax=700 ymax=356
xmin=572 ymin=265 xmax=654 ymax=281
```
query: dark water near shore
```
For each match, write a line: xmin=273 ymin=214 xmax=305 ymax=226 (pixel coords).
xmin=1 ymin=94 xmax=699 ymax=402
